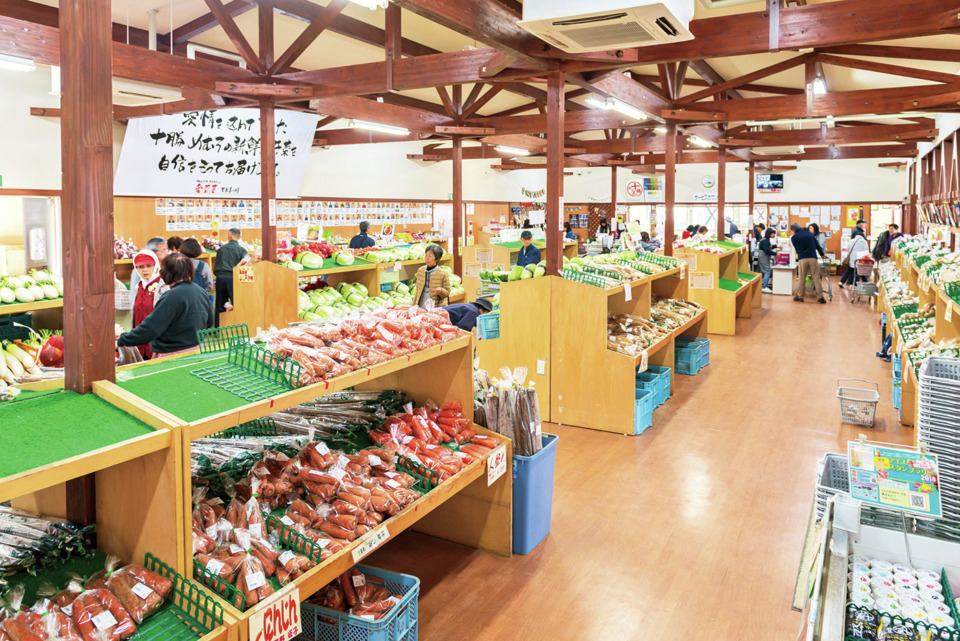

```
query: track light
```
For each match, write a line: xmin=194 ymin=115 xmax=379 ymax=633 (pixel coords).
xmin=584 ymin=95 xmax=650 ymax=121
xmin=0 ymin=54 xmax=36 ymax=72
xmin=495 ymin=145 xmax=532 ymax=156
xmin=348 ymin=120 xmax=410 ymax=135
xmin=746 ymin=113 xmax=927 ymax=127
xmin=348 ymin=0 xmax=388 ymax=8
xmin=689 ymin=136 xmax=714 ymax=148
xmin=655 ymin=126 xmax=668 ymax=134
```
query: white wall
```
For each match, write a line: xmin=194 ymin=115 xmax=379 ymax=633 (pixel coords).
xmin=0 ymin=66 xmax=907 ymax=204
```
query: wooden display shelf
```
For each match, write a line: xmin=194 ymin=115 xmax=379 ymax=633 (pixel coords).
xmin=675 ymin=244 xmax=758 ymax=336
xmin=196 ymin=424 xmax=511 ymax=641
xmin=449 ymin=292 xmax=466 ymax=303
xmin=461 ymin=241 xmax=577 ymax=302
xmin=0 ymin=298 xmax=63 ymax=316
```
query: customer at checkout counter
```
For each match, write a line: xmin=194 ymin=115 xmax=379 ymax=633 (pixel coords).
xmin=517 ymin=230 xmax=541 ymax=267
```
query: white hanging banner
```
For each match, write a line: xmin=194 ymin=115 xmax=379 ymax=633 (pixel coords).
xmin=114 ymin=108 xmax=319 ymax=199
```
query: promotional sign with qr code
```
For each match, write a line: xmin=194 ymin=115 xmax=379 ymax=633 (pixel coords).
xmin=847 ymin=441 xmax=941 ymax=518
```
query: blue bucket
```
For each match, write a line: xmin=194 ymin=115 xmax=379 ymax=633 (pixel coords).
xmin=512 ymin=433 xmax=558 ymax=555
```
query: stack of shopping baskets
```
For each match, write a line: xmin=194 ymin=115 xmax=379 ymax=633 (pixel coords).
xmin=917 ymin=357 xmax=960 ymax=522
xmin=814 ymin=453 xmax=849 ymax=520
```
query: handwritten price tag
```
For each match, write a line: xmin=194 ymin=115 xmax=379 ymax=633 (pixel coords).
xmin=487 ymin=444 xmax=507 ymax=486
xmin=238 ymin=265 xmax=255 ymax=283
xmin=623 ymin=283 xmax=633 ymax=302
xmin=351 ymin=526 xmax=390 ymax=562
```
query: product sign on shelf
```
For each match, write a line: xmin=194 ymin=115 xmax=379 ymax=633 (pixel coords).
xmin=248 ymin=585 xmax=300 ymax=641
xmin=114 ymin=108 xmax=318 ymax=198
xmin=688 ymin=271 xmax=713 ymax=290
xmin=487 ymin=444 xmax=507 ymax=486
xmin=238 ymin=265 xmax=255 ymax=283
xmin=847 ymin=441 xmax=941 ymax=518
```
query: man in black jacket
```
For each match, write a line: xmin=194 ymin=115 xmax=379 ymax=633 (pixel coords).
xmin=790 ymin=223 xmax=827 ymax=303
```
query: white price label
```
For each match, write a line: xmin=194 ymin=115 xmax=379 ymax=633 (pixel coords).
xmin=230 ymin=544 xmax=245 ymax=555
xmin=249 ymin=523 xmax=263 ymax=538
xmin=352 ymin=574 xmax=366 ymax=587
xmin=385 ymin=479 xmax=401 ymax=489
xmin=486 ymin=444 xmax=508 ymax=486
xmin=638 ymin=350 xmax=648 ymax=372
xmin=62 ymin=604 xmax=72 ymax=617
xmin=337 ymin=455 xmax=350 ymax=468
xmin=245 ymin=570 xmax=267 ymax=591
xmin=278 ymin=550 xmax=296 ymax=566
xmin=205 ymin=525 xmax=218 ymax=539
xmin=280 ymin=516 xmax=295 ymax=527
xmin=384 ymin=471 xmax=398 ymax=478
xmin=351 ymin=526 xmax=391 ymax=563
xmin=623 ymin=284 xmax=632 ymax=302
xmin=92 ymin=611 xmax=118 ymax=631
xmin=131 ymin=582 xmax=155 ymax=600
xmin=394 ymin=261 xmax=403 ymax=272
xmin=248 ymin=586 xmax=301 ymax=641
xmin=316 ymin=442 xmax=330 ymax=455
xmin=205 ymin=558 xmax=225 ymax=576
xmin=367 ymin=455 xmax=382 ymax=466
xmin=329 ymin=467 xmax=347 ymax=481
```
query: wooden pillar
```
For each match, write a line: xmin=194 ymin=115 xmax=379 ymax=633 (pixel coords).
xmin=664 ymin=121 xmax=676 ymax=256
xmin=260 ymin=102 xmax=277 ymax=262
xmin=545 ymin=70 xmax=565 ymax=274
xmin=452 ymin=136 xmax=463 ymax=276
xmin=906 ymin=162 xmax=918 ymax=237
xmin=717 ymin=145 xmax=726 ymax=240
xmin=61 ymin=0 xmax=115 ymax=393
xmin=748 ymin=160 xmax=756 ymax=230
xmin=610 ymin=165 xmax=618 ymax=231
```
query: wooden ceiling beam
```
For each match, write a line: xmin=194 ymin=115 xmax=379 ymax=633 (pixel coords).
xmin=3 ymin=0 xmax=156 ymax=49
xmin=666 ymin=82 xmax=960 ymax=122
xmin=719 ymin=124 xmax=937 ymax=147
xmin=682 ymin=54 xmax=812 ymax=104
xmin=466 ymin=110 xmax=651 ymax=135
xmin=752 ymin=143 xmax=918 ymax=161
xmin=462 ymin=84 xmax=505 ymax=118
xmin=269 ymin=0 xmax=349 ymax=75
xmin=391 ymin=0 xmax=549 ymax=67
xmin=815 ymin=52 xmax=960 ymax=84
xmin=372 ymin=93 xmax=449 ymax=116
xmin=633 ymin=75 xmax=801 ymax=96
xmin=436 ymin=87 xmax=458 ymax=119
xmin=171 ymin=0 xmax=254 ymax=45
xmin=0 ymin=15 xmax=257 ymax=91
xmin=315 ymin=129 xmax=423 ymax=145
xmin=686 ymin=60 xmax=744 ymax=100
xmin=818 ymin=44 xmax=960 ymax=63
xmin=624 ymin=0 xmax=960 ymax=65
xmin=201 ymin=0 xmax=265 ymax=73
xmin=277 ymin=48 xmax=539 ymax=98
xmin=309 ymin=96 xmax=450 ymax=133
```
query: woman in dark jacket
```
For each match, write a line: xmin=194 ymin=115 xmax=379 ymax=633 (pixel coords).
xmin=758 ymin=228 xmax=777 ymax=292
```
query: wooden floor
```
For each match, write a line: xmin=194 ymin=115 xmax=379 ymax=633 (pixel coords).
xmin=368 ymin=281 xmax=912 ymax=640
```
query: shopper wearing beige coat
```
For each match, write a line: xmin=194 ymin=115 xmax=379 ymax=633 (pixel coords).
xmin=413 ymin=244 xmax=450 ymax=309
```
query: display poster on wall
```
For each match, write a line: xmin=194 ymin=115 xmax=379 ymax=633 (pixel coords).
xmin=115 ymin=108 xmax=319 ymax=198
xmin=678 ymin=253 xmax=697 ymax=271
xmin=845 ymin=205 xmax=864 ymax=228
xmin=847 ymin=441 xmax=941 ymax=518
xmin=688 ymin=271 xmax=713 ymax=290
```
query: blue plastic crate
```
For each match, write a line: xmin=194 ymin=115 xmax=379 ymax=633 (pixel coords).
xmin=513 ymin=433 xmax=558 ymax=555
xmin=299 ymin=565 xmax=419 ymax=641
xmin=636 ymin=366 xmax=670 ymax=407
xmin=892 ymin=352 xmax=902 ymax=384
xmin=477 ymin=313 xmax=500 ymax=340
xmin=675 ymin=344 xmax=701 ymax=375
xmin=893 ymin=382 xmax=901 ymax=411
xmin=677 ymin=337 xmax=710 ymax=369
xmin=634 ymin=388 xmax=654 ymax=434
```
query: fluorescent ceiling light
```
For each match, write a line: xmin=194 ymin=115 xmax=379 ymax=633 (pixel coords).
xmin=689 ymin=136 xmax=714 ymax=148
xmin=0 ymin=54 xmax=36 ymax=72
xmin=495 ymin=145 xmax=532 ymax=156
xmin=746 ymin=112 xmax=928 ymax=127
xmin=348 ymin=120 xmax=410 ymax=136
xmin=348 ymin=0 xmax=388 ymax=8
xmin=655 ymin=126 xmax=668 ymax=134
xmin=812 ymin=77 xmax=827 ymax=95
xmin=584 ymin=95 xmax=650 ymax=121
xmin=49 ymin=65 xmax=60 ymax=95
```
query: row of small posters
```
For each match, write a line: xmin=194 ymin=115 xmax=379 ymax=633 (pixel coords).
xmin=154 ymin=198 xmax=433 ymax=228
xmin=165 ymin=213 xmax=260 ymax=231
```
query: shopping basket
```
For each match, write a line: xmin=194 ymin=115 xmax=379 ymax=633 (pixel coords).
xmin=836 ymin=378 xmax=880 ymax=427
xmin=853 ymin=257 xmax=878 ymax=303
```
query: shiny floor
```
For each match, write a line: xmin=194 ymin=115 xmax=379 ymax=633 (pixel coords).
xmin=368 ymin=281 xmax=913 ymax=640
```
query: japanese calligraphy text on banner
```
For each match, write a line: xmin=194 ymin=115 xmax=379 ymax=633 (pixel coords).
xmin=846 ymin=441 xmax=941 ymax=518
xmin=114 ymin=108 xmax=319 ymax=198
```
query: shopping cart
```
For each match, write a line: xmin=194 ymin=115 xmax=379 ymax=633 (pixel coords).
xmin=836 ymin=378 xmax=880 ymax=427
xmin=853 ymin=256 xmax=878 ymax=303
xmin=819 ymin=257 xmax=833 ymax=301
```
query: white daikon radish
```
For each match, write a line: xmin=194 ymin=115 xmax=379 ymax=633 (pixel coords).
xmin=3 ymin=353 xmax=23 ymax=378
xmin=5 ymin=343 xmax=35 ymax=370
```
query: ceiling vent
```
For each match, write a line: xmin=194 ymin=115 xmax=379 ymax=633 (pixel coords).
xmin=697 ymin=0 xmax=756 ymax=8
xmin=519 ymin=0 xmax=695 ymax=53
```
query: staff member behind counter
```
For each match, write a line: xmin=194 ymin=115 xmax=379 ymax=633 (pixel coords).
xmin=444 ymin=297 xmax=494 ymax=331
xmin=516 ymin=230 xmax=541 ymax=267
xmin=349 ymin=221 xmax=377 ymax=249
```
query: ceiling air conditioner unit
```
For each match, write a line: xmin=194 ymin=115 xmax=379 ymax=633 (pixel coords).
xmin=519 ymin=0 xmax=695 ymax=53
xmin=112 ymin=79 xmax=183 ymax=107
xmin=697 ymin=0 xmax=755 ymax=8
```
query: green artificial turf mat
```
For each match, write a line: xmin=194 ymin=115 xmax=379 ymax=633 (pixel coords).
xmin=0 ymin=391 xmax=155 ymax=478
xmin=5 ymin=550 xmax=106 ymax=603
xmin=718 ymin=278 xmax=743 ymax=292
xmin=737 ymin=272 xmax=759 ymax=281
xmin=494 ymin=241 xmax=546 ymax=250
xmin=712 ymin=240 xmax=742 ymax=249
xmin=115 ymin=353 xmax=228 ymax=383
xmin=117 ymin=364 xmax=247 ymax=422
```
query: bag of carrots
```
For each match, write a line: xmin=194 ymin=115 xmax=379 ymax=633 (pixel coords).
xmin=66 ymin=581 xmax=137 ymax=641
xmin=0 ymin=586 xmax=46 ymax=641
xmin=30 ymin=598 xmax=82 ymax=641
